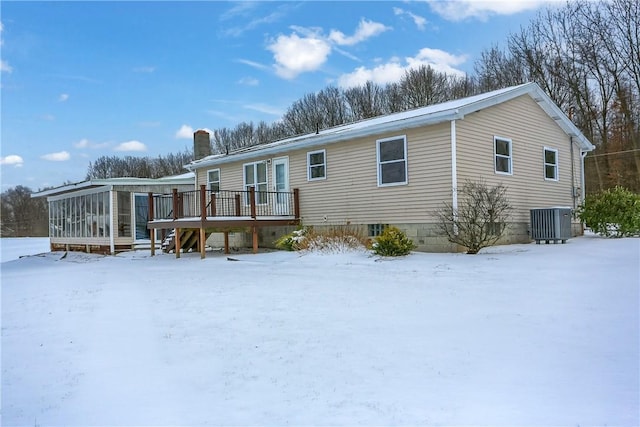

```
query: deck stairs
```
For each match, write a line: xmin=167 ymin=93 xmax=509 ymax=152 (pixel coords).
xmin=162 ymin=228 xmax=212 ymax=254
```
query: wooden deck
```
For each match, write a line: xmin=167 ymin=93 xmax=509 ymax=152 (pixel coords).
xmin=146 ymin=186 xmax=300 ymax=258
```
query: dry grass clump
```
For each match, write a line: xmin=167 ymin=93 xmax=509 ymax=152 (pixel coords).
xmin=295 ymin=225 xmax=369 ymax=253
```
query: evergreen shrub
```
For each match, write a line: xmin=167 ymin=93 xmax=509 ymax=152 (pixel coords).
xmin=371 ymin=226 xmax=416 ymax=256
xmin=578 ymin=187 xmax=640 ymax=237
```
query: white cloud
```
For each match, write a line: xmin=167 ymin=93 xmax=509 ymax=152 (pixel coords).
xmin=175 ymin=124 xmax=194 ymax=139
xmin=337 ymin=47 xmax=468 ymax=88
xmin=0 ymin=155 xmax=24 ymax=167
xmin=133 ymin=66 xmax=155 ymax=73
xmin=427 ymin=0 xmax=547 ymax=22
xmin=393 ymin=7 xmax=427 ymax=30
xmin=40 ymin=114 xmax=55 ymax=121
xmin=244 ymin=103 xmax=283 ymax=116
xmin=268 ymin=32 xmax=332 ymax=79
xmin=75 ymin=138 xmax=90 ymax=148
xmin=338 ymin=61 xmax=407 ymax=88
xmin=266 ymin=19 xmax=391 ymax=80
xmin=74 ymin=138 xmax=109 ymax=149
xmin=237 ymin=59 xmax=271 ymax=71
xmin=114 ymin=140 xmax=147 ymax=152
xmin=59 ymin=93 xmax=69 ymax=102
xmin=1 ymin=60 xmax=12 ymax=73
xmin=41 ymin=151 xmax=70 ymax=162
xmin=328 ymin=19 xmax=391 ymax=46
xmin=238 ymin=77 xmax=259 ymax=86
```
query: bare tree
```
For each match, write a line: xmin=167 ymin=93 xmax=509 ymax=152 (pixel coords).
xmin=344 ymin=81 xmax=386 ymax=120
xmin=1 ymin=186 xmax=49 ymax=237
xmin=401 ymin=65 xmax=450 ymax=108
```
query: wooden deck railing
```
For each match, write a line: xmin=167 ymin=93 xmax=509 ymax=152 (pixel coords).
xmin=148 ymin=185 xmax=300 ymax=221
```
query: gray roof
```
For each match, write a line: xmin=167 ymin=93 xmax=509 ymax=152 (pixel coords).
xmin=187 ymin=82 xmax=594 ymax=170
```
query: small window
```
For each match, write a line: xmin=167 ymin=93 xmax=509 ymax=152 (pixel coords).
xmin=544 ymin=147 xmax=558 ymax=181
xmin=377 ymin=136 xmax=408 ymax=186
xmin=494 ymin=137 xmax=512 ymax=175
xmin=207 ymin=169 xmax=220 ymax=192
xmin=368 ymin=224 xmax=388 ymax=237
xmin=307 ymin=149 xmax=326 ymax=181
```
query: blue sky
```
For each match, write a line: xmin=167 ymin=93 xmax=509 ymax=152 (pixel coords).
xmin=1 ymin=1 xmax=552 ymax=191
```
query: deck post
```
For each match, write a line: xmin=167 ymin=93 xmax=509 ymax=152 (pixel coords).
xmin=235 ymin=194 xmax=241 ymax=216
xmin=199 ymin=185 xmax=207 ymax=220
xmin=172 ymin=188 xmax=179 ymax=221
xmin=224 ymin=231 xmax=230 ymax=254
xmin=252 ymin=225 xmax=258 ymax=254
xmin=199 ymin=185 xmax=207 ymax=260
xmin=249 ymin=187 xmax=256 ymax=218
xmin=199 ymin=227 xmax=206 ymax=259
xmin=293 ymin=188 xmax=300 ymax=219
xmin=175 ymin=228 xmax=181 ymax=259
xmin=211 ymin=193 xmax=217 ymax=217
xmin=148 ymin=192 xmax=155 ymax=257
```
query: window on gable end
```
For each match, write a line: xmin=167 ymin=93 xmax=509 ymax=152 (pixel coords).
xmin=494 ymin=136 xmax=512 ymax=175
xmin=544 ymin=147 xmax=558 ymax=181
xmin=377 ymin=136 xmax=408 ymax=186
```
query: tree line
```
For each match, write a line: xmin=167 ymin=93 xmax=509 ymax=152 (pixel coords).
xmin=1 ymin=0 xmax=637 ymax=237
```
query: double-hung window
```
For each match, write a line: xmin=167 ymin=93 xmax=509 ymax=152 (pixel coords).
xmin=207 ymin=169 xmax=220 ymax=192
xmin=543 ymin=147 xmax=558 ymax=181
xmin=494 ymin=136 xmax=512 ymax=175
xmin=377 ymin=135 xmax=408 ymax=186
xmin=307 ymin=149 xmax=326 ymax=181
xmin=244 ymin=162 xmax=268 ymax=205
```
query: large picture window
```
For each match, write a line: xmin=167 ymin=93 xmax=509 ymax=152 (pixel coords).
xmin=307 ymin=149 xmax=326 ymax=181
xmin=377 ymin=136 xmax=408 ymax=186
xmin=544 ymin=147 xmax=558 ymax=181
xmin=494 ymin=136 xmax=512 ymax=175
xmin=244 ymin=162 xmax=268 ymax=205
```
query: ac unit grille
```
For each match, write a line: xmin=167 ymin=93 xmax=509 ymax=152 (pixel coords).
xmin=530 ymin=208 xmax=572 ymax=244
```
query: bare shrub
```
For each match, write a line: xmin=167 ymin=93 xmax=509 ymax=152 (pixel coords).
xmin=435 ymin=180 xmax=512 ymax=254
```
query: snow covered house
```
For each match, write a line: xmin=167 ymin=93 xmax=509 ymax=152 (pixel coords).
xmin=176 ymin=82 xmax=594 ymax=253
xmin=31 ymin=174 xmax=194 ymax=254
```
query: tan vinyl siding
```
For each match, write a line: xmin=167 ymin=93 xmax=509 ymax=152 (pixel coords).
xmin=456 ymin=95 xmax=580 ymax=222
xmin=196 ymin=123 xmax=453 ymax=225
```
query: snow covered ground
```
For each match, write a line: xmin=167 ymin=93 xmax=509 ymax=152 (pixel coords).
xmin=1 ymin=235 xmax=638 ymax=426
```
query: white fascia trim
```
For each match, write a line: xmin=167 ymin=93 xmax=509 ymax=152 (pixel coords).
xmin=188 ymin=109 xmax=463 ymax=170
xmin=46 ymin=185 xmax=114 ymax=202
xmin=32 ymin=178 xmax=194 ymax=198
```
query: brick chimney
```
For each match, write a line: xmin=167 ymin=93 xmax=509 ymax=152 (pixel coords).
xmin=193 ymin=130 xmax=212 ymax=160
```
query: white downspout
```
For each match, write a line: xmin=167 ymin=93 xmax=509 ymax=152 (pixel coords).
xmin=580 ymin=150 xmax=588 ymax=205
xmin=109 ymin=188 xmax=115 ymax=255
xmin=451 ymin=120 xmax=458 ymax=233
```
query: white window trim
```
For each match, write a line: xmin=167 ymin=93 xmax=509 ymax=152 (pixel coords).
xmin=242 ymin=161 xmax=268 ymax=206
xmin=377 ymin=135 xmax=408 ymax=187
xmin=543 ymin=147 xmax=559 ymax=181
xmin=207 ymin=168 xmax=221 ymax=192
xmin=307 ymin=149 xmax=327 ymax=181
xmin=494 ymin=136 xmax=513 ymax=176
